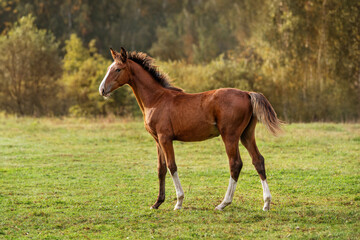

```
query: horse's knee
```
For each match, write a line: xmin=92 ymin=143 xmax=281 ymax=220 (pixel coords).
xmin=232 ymin=159 xmax=243 ymax=171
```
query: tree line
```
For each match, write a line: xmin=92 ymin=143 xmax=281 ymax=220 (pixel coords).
xmin=0 ymin=0 xmax=358 ymax=121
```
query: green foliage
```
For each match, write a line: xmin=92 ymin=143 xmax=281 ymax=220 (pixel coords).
xmin=0 ymin=14 xmax=61 ymax=116
xmin=159 ymin=56 xmax=254 ymax=93
xmin=259 ymin=0 xmax=360 ymax=121
xmin=61 ymin=34 xmax=139 ymax=117
xmin=158 ymin=0 xmax=359 ymax=122
xmin=0 ymin=0 xmax=180 ymax=54
xmin=1 ymin=117 xmax=359 ymax=238
xmin=150 ymin=1 xmax=243 ymax=63
xmin=0 ymin=1 xmax=358 ymax=121
xmin=63 ymin=34 xmax=90 ymax=74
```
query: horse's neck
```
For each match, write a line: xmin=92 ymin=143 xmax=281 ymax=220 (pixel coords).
xmin=128 ymin=62 xmax=167 ymax=112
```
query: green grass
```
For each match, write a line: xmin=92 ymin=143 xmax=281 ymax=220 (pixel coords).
xmin=0 ymin=117 xmax=359 ymax=239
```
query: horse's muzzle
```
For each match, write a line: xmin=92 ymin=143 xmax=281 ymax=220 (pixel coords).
xmin=100 ymin=87 xmax=111 ymax=98
xmin=99 ymin=84 xmax=110 ymax=97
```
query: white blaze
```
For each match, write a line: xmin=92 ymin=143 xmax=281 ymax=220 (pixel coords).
xmin=99 ymin=62 xmax=115 ymax=95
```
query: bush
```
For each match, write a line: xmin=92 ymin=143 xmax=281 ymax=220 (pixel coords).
xmin=0 ymin=15 xmax=62 ymax=116
xmin=61 ymin=34 xmax=139 ymax=117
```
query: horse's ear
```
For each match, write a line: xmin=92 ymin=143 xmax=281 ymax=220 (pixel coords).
xmin=120 ymin=47 xmax=127 ymax=62
xmin=110 ymin=48 xmax=118 ymax=60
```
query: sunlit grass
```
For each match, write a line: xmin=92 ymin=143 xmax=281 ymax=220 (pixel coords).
xmin=0 ymin=117 xmax=359 ymax=239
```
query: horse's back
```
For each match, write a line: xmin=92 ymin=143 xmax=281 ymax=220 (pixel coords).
xmin=168 ymin=88 xmax=252 ymax=141
xmin=212 ymin=88 xmax=252 ymax=114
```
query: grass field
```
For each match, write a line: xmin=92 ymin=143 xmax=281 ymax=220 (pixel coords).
xmin=0 ymin=117 xmax=359 ymax=239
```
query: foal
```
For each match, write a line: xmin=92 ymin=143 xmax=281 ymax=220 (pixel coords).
xmin=99 ymin=48 xmax=282 ymax=211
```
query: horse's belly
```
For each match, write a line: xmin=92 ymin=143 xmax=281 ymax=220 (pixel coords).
xmin=174 ymin=123 xmax=220 ymax=142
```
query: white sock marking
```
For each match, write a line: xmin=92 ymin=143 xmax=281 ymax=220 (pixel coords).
xmin=171 ymin=171 xmax=184 ymax=210
xmin=215 ymin=177 xmax=237 ymax=210
xmin=261 ymin=179 xmax=272 ymax=211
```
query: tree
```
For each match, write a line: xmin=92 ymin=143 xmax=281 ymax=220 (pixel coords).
xmin=260 ymin=0 xmax=359 ymax=121
xmin=0 ymin=14 xmax=62 ymax=116
xmin=0 ymin=1 xmax=357 ymax=121
xmin=61 ymin=34 xmax=138 ymax=116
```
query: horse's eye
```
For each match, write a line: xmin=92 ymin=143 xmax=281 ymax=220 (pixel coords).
xmin=116 ymin=69 xmax=121 ymax=72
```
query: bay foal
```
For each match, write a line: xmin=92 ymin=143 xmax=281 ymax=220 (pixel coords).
xmin=99 ymin=48 xmax=281 ymax=211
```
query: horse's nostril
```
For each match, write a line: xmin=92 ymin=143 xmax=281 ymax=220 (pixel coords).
xmin=102 ymin=88 xmax=105 ymax=96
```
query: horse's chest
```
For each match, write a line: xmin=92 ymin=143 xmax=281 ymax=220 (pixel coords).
xmin=144 ymin=107 xmax=156 ymax=125
xmin=144 ymin=107 xmax=158 ymax=136
xmin=144 ymin=123 xmax=156 ymax=138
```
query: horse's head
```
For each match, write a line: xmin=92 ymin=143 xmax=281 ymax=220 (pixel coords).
xmin=99 ymin=47 xmax=130 ymax=97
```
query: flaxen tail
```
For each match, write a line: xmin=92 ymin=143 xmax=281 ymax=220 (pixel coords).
xmin=249 ymin=92 xmax=283 ymax=135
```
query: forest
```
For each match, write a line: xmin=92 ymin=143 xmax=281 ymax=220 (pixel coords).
xmin=0 ymin=0 xmax=359 ymax=122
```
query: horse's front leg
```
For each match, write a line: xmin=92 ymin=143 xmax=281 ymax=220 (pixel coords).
xmin=150 ymin=144 xmax=167 ymax=209
xmin=158 ymin=135 xmax=184 ymax=210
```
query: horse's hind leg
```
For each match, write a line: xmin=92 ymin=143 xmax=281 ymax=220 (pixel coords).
xmin=150 ymin=144 xmax=167 ymax=209
xmin=241 ymin=117 xmax=272 ymax=211
xmin=215 ymin=135 xmax=243 ymax=210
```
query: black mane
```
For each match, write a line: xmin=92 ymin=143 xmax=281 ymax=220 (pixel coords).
xmin=127 ymin=51 xmax=183 ymax=92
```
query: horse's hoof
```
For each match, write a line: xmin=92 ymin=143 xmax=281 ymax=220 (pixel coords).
xmin=263 ymin=204 xmax=270 ymax=211
xmin=174 ymin=205 xmax=182 ymax=210
xmin=262 ymin=198 xmax=271 ymax=211
xmin=215 ymin=205 xmax=225 ymax=211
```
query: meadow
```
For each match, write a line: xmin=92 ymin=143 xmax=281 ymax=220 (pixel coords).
xmin=0 ymin=117 xmax=359 ymax=239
